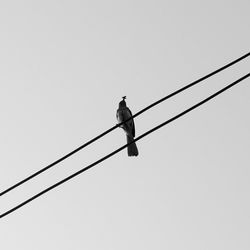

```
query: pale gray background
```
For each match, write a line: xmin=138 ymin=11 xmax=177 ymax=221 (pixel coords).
xmin=0 ymin=0 xmax=249 ymax=249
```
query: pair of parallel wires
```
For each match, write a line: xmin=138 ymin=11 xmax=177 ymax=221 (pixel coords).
xmin=0 ymin=52 xmax=249 ymax=219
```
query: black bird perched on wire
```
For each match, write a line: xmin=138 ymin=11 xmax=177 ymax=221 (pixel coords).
xmin=116 ymin=96 xmax=139 ymax=156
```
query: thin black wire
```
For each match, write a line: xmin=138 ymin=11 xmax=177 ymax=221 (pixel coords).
xmin=1 ymin=73 xmax=249 ymax=219
xmin=1 ymin=52 xmax=249 ymax=197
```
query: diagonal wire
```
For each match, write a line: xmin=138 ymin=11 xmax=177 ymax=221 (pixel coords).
xmin=1 ymin=73 xmax=249 ymax=219
xmin=0 ymin=52 xmax=249 ymax=197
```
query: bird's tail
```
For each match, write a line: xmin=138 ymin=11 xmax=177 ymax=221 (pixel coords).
xmin=126 ymin=135 xmax=139 ymax=156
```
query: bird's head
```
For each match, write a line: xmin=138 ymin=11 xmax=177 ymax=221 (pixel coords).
xmin=119 ymin=96 xmax=127 ymax=108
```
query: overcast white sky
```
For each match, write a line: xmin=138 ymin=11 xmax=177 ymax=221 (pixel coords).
xmin=0 ymin=0 xmax=249 ymax=249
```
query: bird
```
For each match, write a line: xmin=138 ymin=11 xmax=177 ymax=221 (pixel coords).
xmin=116 ymin=96 xmax=139 ymax=156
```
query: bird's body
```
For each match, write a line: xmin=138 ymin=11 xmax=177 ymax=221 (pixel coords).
xmin=116 ymin=97 xmax=139 ymax=156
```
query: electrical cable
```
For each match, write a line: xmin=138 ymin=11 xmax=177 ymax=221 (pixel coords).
xmin=1 ymin=73 xmax=249 ymax=219
xmin=0 ymin=52 xmax=249 ymax=197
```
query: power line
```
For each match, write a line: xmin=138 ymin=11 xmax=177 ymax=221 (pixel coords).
xmin=0 ymin=52 xmax=249 ymax=197
xmin=1 ymin=73 xmax=249 ymax=219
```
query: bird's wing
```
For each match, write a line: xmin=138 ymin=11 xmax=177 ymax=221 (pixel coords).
xmin=127 ymin=108 xmax=135 ymax=137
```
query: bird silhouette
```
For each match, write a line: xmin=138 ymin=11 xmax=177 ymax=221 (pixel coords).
xmin=116 ymin=96 xmax=139 ymax=156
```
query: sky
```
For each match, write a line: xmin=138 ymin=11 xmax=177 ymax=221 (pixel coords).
xmin=0 ymin=0 xmax=249 ymax=249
